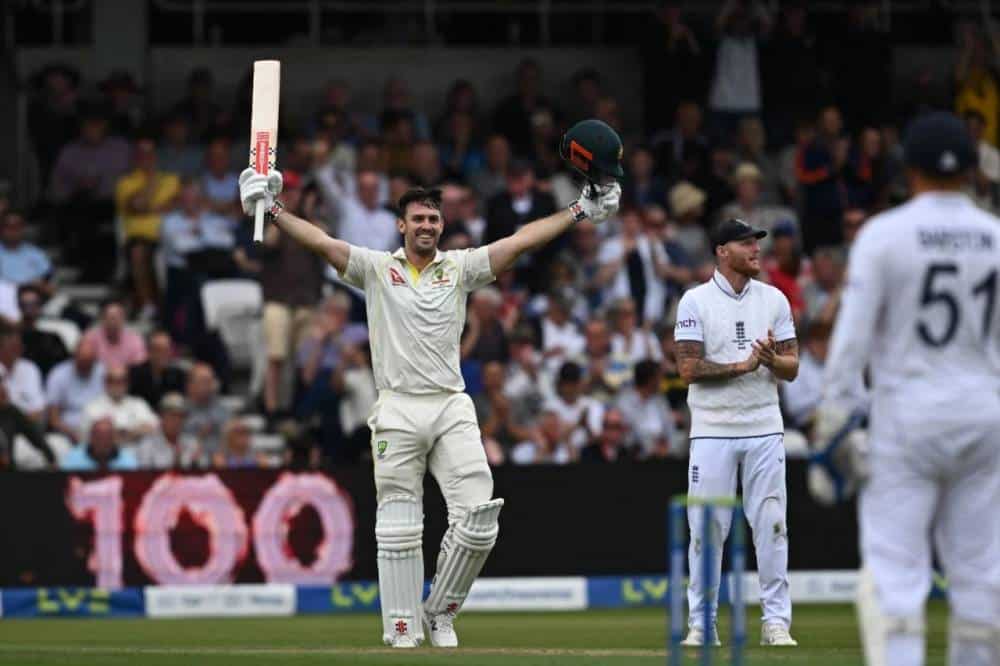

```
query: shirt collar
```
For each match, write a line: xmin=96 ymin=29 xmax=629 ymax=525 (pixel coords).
xmin=392 ymin=247 xmax=445 ymax=266
xmin=712 ymin=269 xmax=752 ymax=300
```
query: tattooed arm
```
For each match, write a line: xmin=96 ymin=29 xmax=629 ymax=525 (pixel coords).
xmin=675 ymin=340 xmax=761 ymax=384
xmin=753 ymin=333 xmax=799 ymax=381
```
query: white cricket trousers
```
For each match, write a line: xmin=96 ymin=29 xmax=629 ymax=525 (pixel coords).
xmin=860 ymin=418 xmax=1000 ymax=666
xmin=686 ymin=433 xmax=791 ymax=631
xmin=369 ymin=390 xmax=493 ymax=521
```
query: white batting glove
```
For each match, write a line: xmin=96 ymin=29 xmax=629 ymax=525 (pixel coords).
xmin=572 ymin=181 xmax=621 ymax=224
xmin=239 ymin=167 xmax=284 ymax=216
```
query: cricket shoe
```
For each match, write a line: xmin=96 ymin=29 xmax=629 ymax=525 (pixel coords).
xmin=385 ymin=616 xmax=419 ymax=648
xmin=761 ymin=622 xmax=798 ymax=646
xmin=424 ymin=608 xmax=459 ymax=647
xmin=681 ymin=625 xmax=721 ymax=647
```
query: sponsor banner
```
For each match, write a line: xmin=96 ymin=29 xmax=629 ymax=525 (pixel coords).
xmin=145 ymin=584 xmax=295 ymax=618
xmin=297 ymin=582 xmax=382 ymax=614
xmin=0 ymin=587 xmax=144 ymax=618
xmin=464 ymin=577 xmax=587 ymax=611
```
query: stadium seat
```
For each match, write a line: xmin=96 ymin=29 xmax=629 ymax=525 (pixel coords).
xmin=36 ymin=317 xmax=81 ymax=352
xmin=201 ymin=279 xmax=266 ymax=394
xmin=13 ymin=432 xmax=73 ymax=470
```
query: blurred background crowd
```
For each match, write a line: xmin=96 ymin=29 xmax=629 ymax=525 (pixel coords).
xmin=0 ymin=0 xmax=996 ymax=472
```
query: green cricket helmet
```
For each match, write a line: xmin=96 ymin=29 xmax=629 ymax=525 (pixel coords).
xmin=559 ymin=119 xmax=625 ymax=183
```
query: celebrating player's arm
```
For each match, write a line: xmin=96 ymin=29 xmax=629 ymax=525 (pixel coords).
xmin=753 ymin=329 xmax=799 ymax=381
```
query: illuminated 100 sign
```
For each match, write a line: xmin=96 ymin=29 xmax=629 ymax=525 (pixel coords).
xmin=67 ymin=472 xmax=354 ymax=589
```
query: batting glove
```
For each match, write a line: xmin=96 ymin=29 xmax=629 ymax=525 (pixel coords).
xmin=239 ymin=167 xmax=284 ymax=216
xmin=572 ymin=181 xmax=621 ymax=224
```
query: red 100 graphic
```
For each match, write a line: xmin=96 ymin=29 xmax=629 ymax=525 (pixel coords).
xmin=66 ymin=472 xmax=354 ymax=589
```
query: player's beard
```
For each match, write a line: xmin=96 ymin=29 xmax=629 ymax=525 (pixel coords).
xmin=411 ymin=231 xmax=438 ymax=256
xmin=735 ymin=254 xmax=761 ymax=277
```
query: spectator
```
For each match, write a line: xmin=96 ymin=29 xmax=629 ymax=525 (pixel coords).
xmin=135 ymin=392 xmax=203 ymax=469
xmin=409 ymin=141 xmax=443 ymax=189
xmin=844 ymin=126 xmax=889 ymax=211
xmin=543 ymin=361 xmax=604 ymax=451
xmin=201 ymin=138 xmax=241 ymax=223
xmin=734 ymin=117 xmax=781 ymax=204
xmin=699 ymin=145 xmax=738 ymax=221
xmin=170 ymin=67 xmax=221 ymax=143
xmin=760 ymin=4 xmax=822 ymax=147
xmin=80 ymin=364 xmax=159 ymax=448
xmin=323 ymin=169 xmax=399 ymax=252
xmin=45 ymin=337 xmax=104 ymax=443
xmin=28 ymin=63 xmax=82 ymax=186
xmin=707 ymin=0 xmax=770 ymax=142
xmin=128 ymin=330 xmax=187 ymax=410
xmin=527 ymin=105 xmax=562 ymax=174
xmin=572 ymin=318 xmax=630 ymax=401
xmin=157 ymin=113 xmax=203 ymax=178
xmin=509 ymin=408 xmax=573 ymax=465
xmin=61 ymin=416 xmax=138 ymax=471
xmin=330 ymin=341 xmax=376 ymax=466
xmin=624 ymin=145 xmax=667 ymax=209
xmin=841 ymin=207 xmax=869 ymax=248
xmin=469 ymin=134 xmax=511 ymax=203
xmin=0 ymin=322 xmax=45 ymax=423
xmin=259 ymin=176 xmax=327 ymax=419
xmin=18 ymin=285 xmax=68 ymax=377
xmin=438 ymin=111 xmax=484 ymax=180
xmin=581 ymin=407 xmax=637 ymax=463
xmin=0 ymin=210 xmax=54 ymax=296
xmin=0 ymin=379 xmax=54 ymax=470
xmin=461 ymin=287 xmax=509 ymax=364
xmin=832 ymin=4 xmax=891 ymax=133
xmin=493 ymin=59 xmax=559 ymax=157
xmin=183 ymin=362 xmax=229 ymax=457
xmin=615 ymin=359 xmax=676 ymax=458
xmin=381 ymin=113 xmax=416 ymax=175
xmin=954 ymin=21 xmax=1000 ymax=146
xmin=782 ymin=321 xmax=831 ymax=433
xmin=640 ymin=4 xmax=708 ymax=134
xmin=377 ymin=77 xmax=431 ymax=141
xmin=762 ymin=221 xmax=809 ymax=322
xmin=596 ymin=208 xmax=672 ymax=325
xmin=568 ymin=68 xmax=605 ymax=126
xmin=669 ymin=181 xmax=713 ymax=279
xmin=98 ymin=70 xmax=144 ymax=139
xmin=484 ymin=160 xmax=559 ymax=292
xmin=796 ymin=106 xmax=848 ymax=253
xmin=82 ymin=299 xmax=148 ymax=368
xmin=608 ymin=297 xmax=663 ymax=366
xmin=434 ymin=79 xmax=482 ymax=143
xmin=777 ymin=115 xmax=815 ymax=207
xmin=160 ymin=178 xmax=237 ymax=343
xmin=456 ymin=185 xmax=486 ymax=247
xmin=646 ymin=204 xmax=695 ymax=302
xmin=115 ymin=137 xmax=181 ymax=319
xmin=213 ymin=417 xmax=267 ymax=469
xmin=802 ymin=246 xmax=846 ymax=327
xmin=657 ymin=325 xmax=690 ymax=428
xmin=567 ymin=220 xmax=605 ymax=313
xmin=717 ymin=163 xmax=798 ymax=252
xmin=503 ymin=326 xmax=547 ymax=432
xmin=539 ymin=290 xmax=584 ymax=374
xmin=474 ymin=360 xmax=521 ymax=453
xmin=652 ymin=101 xmax=710 ymax=183
xmin=965 ymin=110 xmax=1000 ymax=213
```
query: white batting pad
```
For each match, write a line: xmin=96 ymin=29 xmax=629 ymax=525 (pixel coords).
xmin=948 ymin=619 xmax=1000 ymax=666
xmin=375 ymin=495 xmax=424 ymax=645
xmin=856 ymin=567 xmax=925 ymax=666
xmin=424 ymin=498 xmax=504 ymax=616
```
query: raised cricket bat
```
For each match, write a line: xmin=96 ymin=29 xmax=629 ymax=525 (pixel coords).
xmin=249 ymin=60 xmax=281 ymax=242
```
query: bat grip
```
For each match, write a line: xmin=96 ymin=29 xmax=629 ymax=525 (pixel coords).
xmin=253 ymin=198 xmax=265 ymax=243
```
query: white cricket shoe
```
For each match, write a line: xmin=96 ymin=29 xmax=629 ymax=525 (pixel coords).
xmin=681 ymin=625 xmax=721 ymax=647
xmin=761 ymin=622 xmax=798 ymax=646
xmin=385 ymin=617 xmax=419 ymax=648
xmin=424 ymin=609 xmax=459 ymax=648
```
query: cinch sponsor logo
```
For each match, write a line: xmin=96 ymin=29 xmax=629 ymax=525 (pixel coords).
xmin=676 ymin=318 xmax=697 ymax=328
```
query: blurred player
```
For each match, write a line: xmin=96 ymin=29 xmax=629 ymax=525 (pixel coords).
xmin=818 ymin=111 xmax=1000 ymax=666
xmin=674 ymin=218 xmax=799 ymax=647
xmin=239 ymin=128 xmax=621 ymax=648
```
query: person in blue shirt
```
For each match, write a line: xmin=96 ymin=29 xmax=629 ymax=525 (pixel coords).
xmin=0 ymin=211 xmax=53 ymax=296
xmin=60 ymin=415 xmax=138 ymax=471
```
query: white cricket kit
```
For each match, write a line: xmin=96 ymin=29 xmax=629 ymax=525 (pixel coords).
xmin=674 ymin=270 xmax=796 ymax=632
xmin=824 ymin=192 xmax=1000 ymax=665
xmin=342 ymin=244 xmax=502 ymax=645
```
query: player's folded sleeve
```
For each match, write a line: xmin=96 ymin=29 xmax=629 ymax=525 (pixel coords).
xmin=341 ymin=244 xmax=376 ymax=289
xmin=461 ymin=246 xmax=497 ymax=292
xmin=673 ymin=292 xmax=704 ymax=342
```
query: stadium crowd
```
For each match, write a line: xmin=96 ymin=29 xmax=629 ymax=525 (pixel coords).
xmin=0 ymin=1 xmax=996 ymax=471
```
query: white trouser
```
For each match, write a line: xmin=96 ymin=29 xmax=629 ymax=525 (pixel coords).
xmin=370 ymin=390 xmax=493 ymax=525
xmin=686 ymin=433 xmax=791 ymax=630
xmin=860 ymin=418 xmax=1000 ymax=665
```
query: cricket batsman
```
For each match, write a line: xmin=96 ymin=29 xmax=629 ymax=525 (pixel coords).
xmin=238 ymin=121 xmax=622 ymax=648
xmin=673 ymin=218 xmax=800 ymax=647
xmin=817 ymin=111 xmax=1000 ymax=666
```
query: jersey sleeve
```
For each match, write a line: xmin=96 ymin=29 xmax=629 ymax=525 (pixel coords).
xmin=460 ymin=246 xmax=496 ymax=292
xmin=673 ymin=292 xmax=704 ymax=342
xmin=772 ymin=290 xmax=797 ymax=341
xmin=341 ymin=245 xmax=377 ymax=289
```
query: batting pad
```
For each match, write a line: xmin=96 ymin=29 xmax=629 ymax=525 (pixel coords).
xmin=425 ymin=498 xmax=504 ymax=616
xmin=856 ymin=567 xmax=925 ymax=666
xmin=375 ymin=495 xmax=424 ymax=644
xmin=948 ymin=619 xmax=1000 ymax=666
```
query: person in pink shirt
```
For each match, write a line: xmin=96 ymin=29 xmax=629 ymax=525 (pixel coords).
xmin=82 ymin=299 xmax=148 ymax=368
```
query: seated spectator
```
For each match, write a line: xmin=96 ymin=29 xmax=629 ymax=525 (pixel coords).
xmin=81 ymin=363 xmax=158 ymax=448
xmin=461 ymin=287 xmax=509 ymax=364
xmin=645 ymin=204 xmax=694 ymax=302
xmin=782 ymin=322 xmax=829 ymax=432
xmin=544 ymin=361 xmax=604 ymax=451
xmin=128 ymin=330 xmax=187 ymax=411
xmin=734 ymin=117 xmax=781 ymax=204
xmin=409 ymin=140 xmax=443 ymax=189
xmin=0 ymin=322 xmax=45 ymax=422
xmin=18 ymin=285 xmax=68 ymax=377
xmin=183 ymin=362 xmax=229 ymax=456
xmin=669 ymin=181 xmax=714 ymax=280
xmin=596 ymin=208 xmax=671 ymax=325
xmin=475 ymin=360 xmax=528 ymax=452
xmin=581 ymin=408 xmax=638 ymax=463
xmin=61 ymin=416 xmax=138 ymax=471
xmin=330 ymin=342 xmax=376 ymax=466
xmin=0 ymin=210 xmax=54 ymax=297
xmin=623 ymin=145 xmax=667 ymax=208
xmin=762 ymin=221 xmax=809 ymax=322
xmin=802 ymin=245 xmax=846 ymax=326
xmin=46 ymin=337 xmax=104 ymax=442
xmin=608 ymin=297 xmax=662 ymax=367
xmin=503 ymin=325 xmax=547 ymax=425
xmin=509 ymin=408 xmax=573 ymax=465
xmin=115 ymin=136 xmax=181 ymax=320
xmin=492 ymin=59 xmax=559 ymax=157
xmin=98 ymin=69 xmax=143 ymax=139
xmin=796 ymin=106 xmax=848 ymax=253
xmin=651 ymin=101 xmax=709 ymax=183
xmin=200 ymin=138 xmax=241 ymax=223
xmin=0 ymin=382 xmax=54 ymax=470
xmin=170 ymin=67 xmax=221 ymax=143
xmin=717 ymin=163 xmax=799 ymax=251
xmin=135 ymin=392 xmax=203 ymax=469
xmin=82 ymin=299 xmax=148 ymax=368
xmin=213 ymin=417 xmax=266 ymax=469
xmin=157 ymin=113 xmax=203 ymax=178
xmin=615 ymin=359 xmax=676 ymax=458
xmin=439 ymin=110 xmax=484 ymax=180
xmin=539 ymin=290 xmax=584 ymax=375
xmin=566 ymin=220 xmax=604 ymax=313
xmin=469 ymin=134 xmax=511 ymax=203
xmin=657 ymin=326 xmax=690 ymax=429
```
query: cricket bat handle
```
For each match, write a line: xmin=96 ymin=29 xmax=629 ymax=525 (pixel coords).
xmin=253 ymin=198 xmax=265 ymax=243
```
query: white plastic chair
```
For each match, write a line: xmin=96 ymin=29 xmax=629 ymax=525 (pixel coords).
xmin=36 ymin=318 xmax=81 ymax=352
xmin=200 ymin=279 xmax=266 ymax=392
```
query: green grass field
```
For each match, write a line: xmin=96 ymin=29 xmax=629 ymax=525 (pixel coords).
xmin=0 ymin=603 xmax=949 ymax=665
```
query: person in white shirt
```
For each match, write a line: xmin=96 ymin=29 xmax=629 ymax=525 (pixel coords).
xmin=46 ymin=337 xmax=105 ymax=443
xmin=240 ymin=161 xmax=620 ymax=648
xmin=615 ymin=359 xmax=676 ymax=458
xmin=674 ymin=217 xmax=799 ymax=648
xmin=542 ymin=361 xmax=604 ymax=451
xmin=324 ymin=168 xmax=400 ymax=252
xmin=608 ymin=297 xmax=663 ymax=366
xmin=0 ymin=322 xmax=45 ymax=423
xmin=539 ymin=290 xmax=585 ymax=375
xmin=80 ymin=364 xmax=159 ymax=448
xmin=818 ymin=112 xmax=1000 ymax=666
